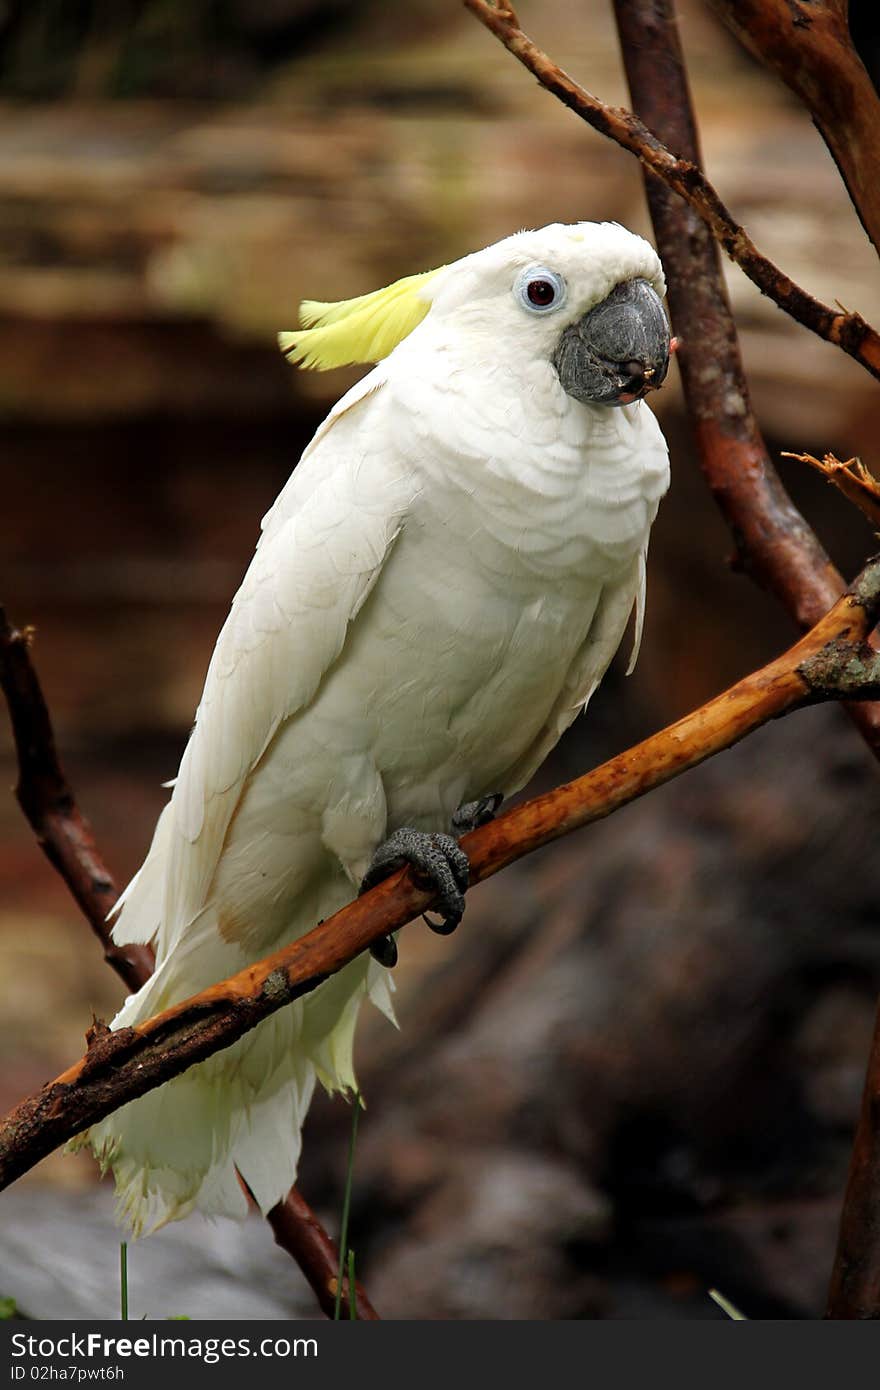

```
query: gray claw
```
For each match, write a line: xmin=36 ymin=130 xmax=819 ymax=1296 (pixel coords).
xmin=369 ymin=934 xmax=399 ymax=968
xmin=451 ymin=791 xmax=503 ymax=837
xmin=360 ymin=828 xmax=470 ymax=935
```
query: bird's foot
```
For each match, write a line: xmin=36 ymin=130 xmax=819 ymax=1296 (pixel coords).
xmin=361 ymin=828 xmax=471 ymax=964
xmin=418 ymin=794 xmax=501 ymax=933
xmin=451 ymin=791 xmax=503 ymax=837
xmin=362 ymin=797 xmax=502 ymax=965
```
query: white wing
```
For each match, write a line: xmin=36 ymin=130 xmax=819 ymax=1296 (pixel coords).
xmin=114 ymin=368 xmax=415 ymax=955
xmin=501 ymin=549 xmax=647 ymax=796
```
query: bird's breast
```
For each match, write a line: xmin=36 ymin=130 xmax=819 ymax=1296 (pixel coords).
xmin=390 ymin=354 xmax=668 ymax=581
xmin=298 ymin=511 xmax=603 ymax=828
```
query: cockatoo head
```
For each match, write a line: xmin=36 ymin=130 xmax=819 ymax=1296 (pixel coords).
xmin=279 ymin=221 xmax=670 ymax=408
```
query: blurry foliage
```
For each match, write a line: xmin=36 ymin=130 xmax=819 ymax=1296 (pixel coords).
xmin=0 ymin=0 xmax=878 ymax=100
xmin=0 ymin=0 xmax=359 ymax=99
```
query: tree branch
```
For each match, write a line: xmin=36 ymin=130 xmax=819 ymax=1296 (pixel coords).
xmin=463 ymin=0 xmax=880 ymax=382
xmin=0 ymin=607 xmax=378 ymax=1321
xmin=609 ymin=0 xmax=880 ymax=763
xmin=605 ymin=0 xmax=880 ymax=1319
xmin=782 ymin=452 xmax=880 ymax=532
xmin=0 ymin=610 xmax=154 ymax=993
xmin=265 ymin=1188 xmax=377 ymax=1321
xmin=826 ymin=997 xmax=880 ymax=1318
xmin=4 ymin=557 xmax=880 ymax=1190
xmin=709 ymin=0 xmax=880 ymax=258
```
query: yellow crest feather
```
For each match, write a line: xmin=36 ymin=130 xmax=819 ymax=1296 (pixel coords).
xmin=278 ymin=267 xmax=444 ymax=371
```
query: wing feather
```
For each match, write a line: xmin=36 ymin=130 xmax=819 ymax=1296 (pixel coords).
xmin=502 ymin=550 xmax=647 ymax=796
xmin=132 ymin=374 xmax=414 ymax=953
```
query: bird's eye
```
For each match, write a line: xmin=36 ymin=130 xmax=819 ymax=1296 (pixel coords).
xmin=515 ymin=266 xmax=566 ymax=315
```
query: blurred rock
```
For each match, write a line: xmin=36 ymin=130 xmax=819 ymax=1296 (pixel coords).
xmin=367 ymin=1151 xmax=609 ymax=1320
xmin=0 ymin=1186 xmax=315 ymax=1320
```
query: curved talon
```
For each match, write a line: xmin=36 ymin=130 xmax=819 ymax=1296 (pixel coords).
xmin=369 ymin=934 xmax=399 ymax=968
xmin=422 ymin=910 xmax=458 ymax=937
xmin=360 ymin=827 xmax=470 ymax=935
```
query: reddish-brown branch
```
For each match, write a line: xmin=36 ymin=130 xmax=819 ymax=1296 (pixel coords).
xmin=612 ymin=0 xmax=880 ymax=1321
xmin=463 ymin=0 xmax=880 ymax=383
xmin=710 ymin=0 xmax=880 ymax=258
xmin=0 ymin=609 xmax=153 ymax=992
xmin=826 ymin=997 xmax=880 ymax=1318
xmin=4 ymin=558 xmax=880 ymax=1190
xmin=266 ymin=1189 xmax=379 ymax=1321
xmin=609 ymin=0 xmax=880 ymax=764
xmin=0 ymin=608 xmax=377 ymax=1321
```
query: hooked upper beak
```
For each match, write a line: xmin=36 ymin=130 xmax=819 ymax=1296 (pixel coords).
xmin=552 ymin=277 xmax=671 ymax=408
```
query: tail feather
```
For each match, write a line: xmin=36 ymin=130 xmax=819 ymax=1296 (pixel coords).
xmin=90 ymin=1004 xmax=313 ymax=1235
xmin=109 ymin=804 xmax=174 ymax=946
xmin=88 ymin=783 xmax=398 ymax=1236
xmin=88 ymin=907 xmax=389 ymax=1234
xmin=95 ymin=1079 xmax=251 ymax=1235
xmin=232 ymin=1060 xmax=316 ymax=1214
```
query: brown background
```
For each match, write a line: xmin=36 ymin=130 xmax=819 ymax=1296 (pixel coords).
xmin=2 ymin=0 xmax=880 ymax=1319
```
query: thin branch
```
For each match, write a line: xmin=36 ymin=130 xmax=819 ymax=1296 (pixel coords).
xmin=266 ymin=1187 xmax=379 ymax=1321
xmin=609 ymin=0 xmax=880 ymax=762
xmin=782 ymin=452 xmax=880 ymax=532
xmin=463 ymin=0 xmax=880 ymax=383
xmin=0 ymin=609 xmax=153 ymax=993
xmin=709 ymin=0 xmax=880 ymax=259
xmin=0 ymin=608 xmax=377 ymax=1321
xmin=4 ymin=556 xmax=880 ymax=1189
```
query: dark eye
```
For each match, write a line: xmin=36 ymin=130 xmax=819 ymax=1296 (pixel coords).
xmin=527 ymin=279 xmax=556 ymax=307
xmin=515 ymin=265 xmax=566 ymax=315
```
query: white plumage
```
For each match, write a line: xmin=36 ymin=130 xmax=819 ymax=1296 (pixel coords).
xmin=89 ymin=221 xmax=670 ymax=1233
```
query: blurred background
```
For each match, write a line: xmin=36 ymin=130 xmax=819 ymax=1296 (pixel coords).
xmin=2 ymin=0 xmax=880 ymax=1320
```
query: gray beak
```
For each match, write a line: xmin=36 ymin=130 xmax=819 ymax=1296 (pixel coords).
xmin=552 ymin=277 xmax=670 ymax=407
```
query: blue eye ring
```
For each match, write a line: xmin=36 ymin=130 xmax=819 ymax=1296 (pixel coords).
xmin=515 ymin=265 xmax=567 ymax=315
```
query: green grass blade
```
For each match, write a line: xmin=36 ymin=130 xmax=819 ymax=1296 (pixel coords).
xmin=120 ymin=1242 xmax=128 ymax=1321
xmin=708 ymin=1287 xmax=747 ymax=1320
xmin=333 ymin=1091 xmax=362 ymax=1320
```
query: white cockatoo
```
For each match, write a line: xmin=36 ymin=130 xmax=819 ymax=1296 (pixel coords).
xmin=88 ymin=221 xmax=671 ymax=1234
